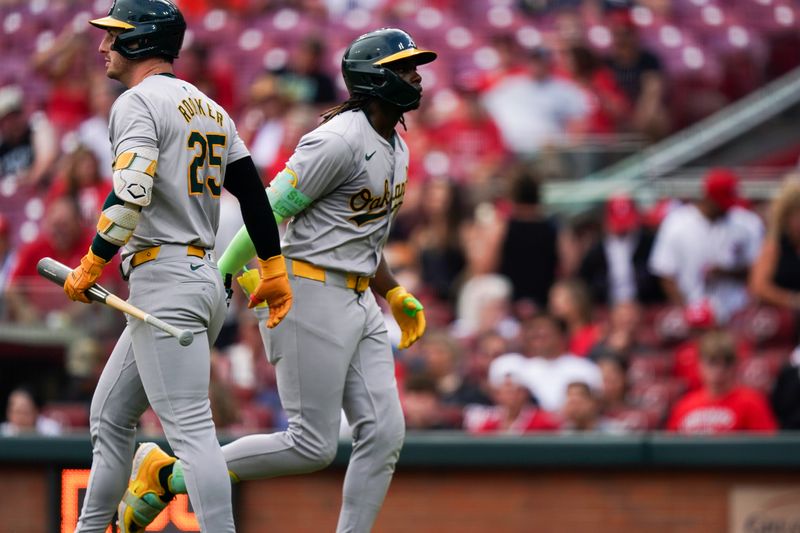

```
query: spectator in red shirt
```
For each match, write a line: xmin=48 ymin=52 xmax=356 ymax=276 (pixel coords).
xmin=548 ymin=278 xmax=602 ymax=357
xmin=562 ymin=45 xmax=629 ymax=136
xmin=666 ymin=330 xmax=777 ymax=434
xmin=31 ymin=28 xmax=92 ymax=136
xmin=464 ymin=353 xmax=559 ymax=434
xmin=44 ymin=146 xmax=112 ymax=225
xmin=672 ymin=300 xmax=752 ymax=392
xmin=428 ymin=78 xmax=508 ymax=185
xmin=4 ymin=196 xmax=118 ymax=325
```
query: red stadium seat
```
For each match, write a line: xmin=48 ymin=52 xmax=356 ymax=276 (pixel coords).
xmin=41 ymin=402 xmax=89 ymax=429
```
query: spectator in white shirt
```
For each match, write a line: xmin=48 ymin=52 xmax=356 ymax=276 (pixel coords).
xmin=481 ymin=47 xmax=588 ymax=156
xmin=649 ymin=168 xmax=764 ymax=323
xmin=1 ymin=387 xmax=62 ymax=437
xmin=518 ymin=313 xmax=602 ymax=411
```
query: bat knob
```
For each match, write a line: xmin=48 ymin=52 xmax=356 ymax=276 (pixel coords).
xmin=178 ymin=330 xmax=194 ymax=346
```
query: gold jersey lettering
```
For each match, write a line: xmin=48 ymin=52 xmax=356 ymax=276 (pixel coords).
xmin=177 ymin=97 xmax=225 ymax=126
xmin=193 ymin=98 xmax=207 ymax=116
xmin=348 ymin=179 xmax=405 ymax=226
xmin=178 ymin=104 xmax=192 ymax=123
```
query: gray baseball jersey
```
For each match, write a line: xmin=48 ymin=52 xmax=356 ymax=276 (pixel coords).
xmin=218 ymin=109 xmax=408 ymax=533
xmin=76 ymin=73 xmax=243 ymax=532
xmin=111 ymin=74 xmax=249 ymax=259
xmin=281 ymin=109 xmax=408 ymax=276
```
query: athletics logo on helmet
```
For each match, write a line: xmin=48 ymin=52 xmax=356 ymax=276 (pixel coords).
xmin=342 ymin=28 xmax=437 ymax=111
xmin=89 ymin=0 xmax=186 ymax=61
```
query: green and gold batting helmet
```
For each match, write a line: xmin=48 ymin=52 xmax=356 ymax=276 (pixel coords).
xmin=342 ymin=28 xmax=437 ymax=111
xmin=89 ymin=0 xmax=186 ymax=60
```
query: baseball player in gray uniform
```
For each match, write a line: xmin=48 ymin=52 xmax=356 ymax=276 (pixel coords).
xmin=63 ymin=1 xmax=292 ymax=532
xmin=118 ymin=28 xmax=433 ymax=532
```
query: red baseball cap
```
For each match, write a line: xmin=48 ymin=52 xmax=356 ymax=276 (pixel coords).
xmin=608 ymin=9 xmax=636 ymax=29
xmin=704 ymin=168 xmax=740 ymax=212
xmin=684 ymin=300 xmax=716 ymax=330
xmin=605 ymin=194 xmax=640 ymax=234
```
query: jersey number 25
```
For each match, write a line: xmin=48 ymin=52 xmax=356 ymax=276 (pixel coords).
xmin=187 ymin=131 xmax=226 ymax=197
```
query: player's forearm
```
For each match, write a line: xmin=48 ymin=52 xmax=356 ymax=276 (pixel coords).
xmin=371 ymin=253 xmax=400 ymax=299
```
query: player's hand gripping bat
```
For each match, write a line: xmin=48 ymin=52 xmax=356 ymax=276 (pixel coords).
xmin=37 ymin=257 xmax=194 ymax=346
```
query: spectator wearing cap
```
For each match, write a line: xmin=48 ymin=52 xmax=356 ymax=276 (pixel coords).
xmin=578 ymin=194 xmax=664 ymax=306
xmin=481 ymin=46 xmax=588 ymax=156
xmin=666 ymin=330 xmax=777 ymax=434
xmin=463 ymin=353 xmax=560 ymax=434
xmin=749 ymin=174 xmax=800 ymax=313
xmin=517 ymin=313 xmax=602 ymax=411
xmin=0 ymin=85 xmax=58 ymax=186
xmin=648 ymin=168 xmax=764 ymax=323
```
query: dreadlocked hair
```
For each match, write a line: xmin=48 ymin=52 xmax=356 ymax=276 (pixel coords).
xmin=320 ymin=94 xmax=408 ymax=131
xmin=320 ymin=94 xmax=371 ymax=124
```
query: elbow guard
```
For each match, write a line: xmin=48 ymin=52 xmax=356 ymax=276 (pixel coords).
xmin=267 ymin=167 xmax=312 ymax=222
xmin=113 ymin=147 xmax=158 ymax=207
xmin=96 ymin=203 xmax=141 ymax=246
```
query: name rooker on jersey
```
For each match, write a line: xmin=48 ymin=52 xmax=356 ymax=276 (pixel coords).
xmin=176 ymin=95 xmax=225 ymax=127
xmin=348 ymin=179 xmax=405 ymax=226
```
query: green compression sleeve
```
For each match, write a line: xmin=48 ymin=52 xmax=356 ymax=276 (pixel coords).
xmin=267 ymin=168 xmax=312 ymax=223
xmin=218 ymin=225 xmax=257 ymax=280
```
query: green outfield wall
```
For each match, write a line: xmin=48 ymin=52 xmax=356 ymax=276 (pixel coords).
xmin=2 ymin=433 xmax=800 ymax=532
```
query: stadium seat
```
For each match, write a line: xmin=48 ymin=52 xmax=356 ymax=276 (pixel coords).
xmin=41 ymin=402 xmax=89 ymax=429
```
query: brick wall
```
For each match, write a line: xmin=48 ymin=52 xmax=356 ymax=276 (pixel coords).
xmin=1 ymin=463 xmax=797 ymax=532
xmin=0 ymin=466 xmax=48 ymax=533
xmin=237 ymin=468 xmax=798 ymax=533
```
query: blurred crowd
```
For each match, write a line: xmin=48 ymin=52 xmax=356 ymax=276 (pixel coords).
xmin=2 ymin=0 xmax=800 ymax=438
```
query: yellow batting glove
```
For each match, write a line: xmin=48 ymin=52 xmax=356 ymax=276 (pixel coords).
xmin=64 ymin=249 xmax=107 ymax=303
xmin=248 ymin=255 xmax=293 ymax=328
xmin=387 ymin=285 xmax=426 ymax=349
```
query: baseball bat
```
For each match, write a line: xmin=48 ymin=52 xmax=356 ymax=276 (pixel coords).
xmin=36 ymin=257 xmax=194 ymax=346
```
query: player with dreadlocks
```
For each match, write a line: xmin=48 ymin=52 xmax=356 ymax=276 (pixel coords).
xmin=117 ymin=27 xmax=434 ymax=533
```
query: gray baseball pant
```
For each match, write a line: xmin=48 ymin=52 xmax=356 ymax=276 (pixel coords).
xmin=221 ymin=272 xmax=405 ymax=533
xmin=75 ymin=247 xmax=235 ymax=532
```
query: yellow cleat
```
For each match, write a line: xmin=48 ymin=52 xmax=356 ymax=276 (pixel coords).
xmin=117 ymin=442 xmax=175 ymax=533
